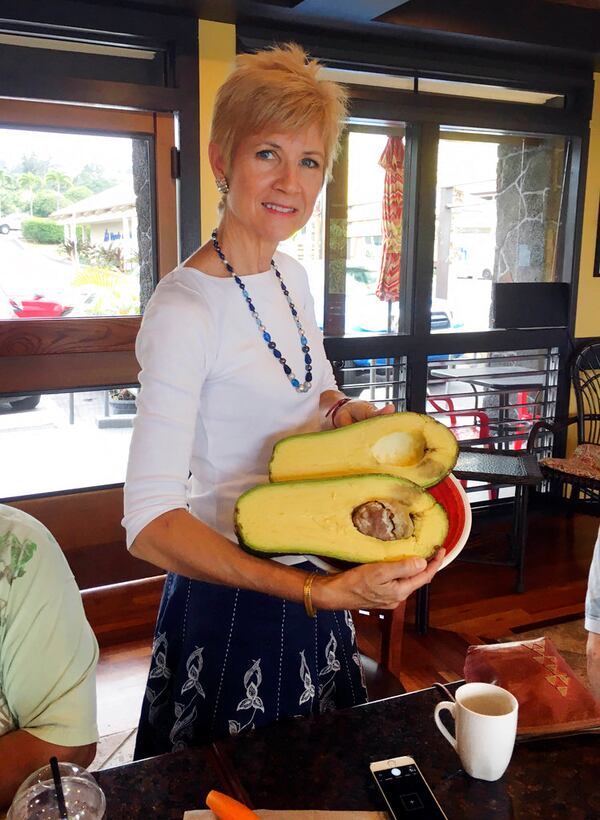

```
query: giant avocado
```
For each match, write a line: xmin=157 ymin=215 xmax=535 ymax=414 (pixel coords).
xmin=269 ymin=411 xmax=459 ymax=488
xmin=235 ymin=473 xmax=448 ymax=563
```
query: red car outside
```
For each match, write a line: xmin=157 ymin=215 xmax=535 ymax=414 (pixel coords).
xmin=8 ymin=294 xmax=73 ymax=318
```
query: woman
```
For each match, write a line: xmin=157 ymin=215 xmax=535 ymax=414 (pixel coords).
xmin=124 ymin=44 xmax=444 ymax=758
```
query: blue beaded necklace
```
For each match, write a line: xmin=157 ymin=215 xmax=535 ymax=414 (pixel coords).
xmin=211 ymin=229 xmax=313 ymax=393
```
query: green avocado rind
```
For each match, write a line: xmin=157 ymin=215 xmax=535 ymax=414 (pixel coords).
xmin=268 ymin=411 xmax=459 ymax=489
xmin=234 ymin=473 xmax=449 ymax=563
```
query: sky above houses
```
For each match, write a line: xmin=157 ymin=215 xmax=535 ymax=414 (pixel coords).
xmin=0 ymin=128 xmax=134 ymax=182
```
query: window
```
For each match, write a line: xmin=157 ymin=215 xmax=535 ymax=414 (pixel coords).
xmin=0 ymin=99 xmax=178 ymax=499
xmin=0 ymin=387 xmax=137 ymax=498
xmin=433 ymin=130 xmax=570 ymax=333
xmin=0 ymin=127 xmax=154 ymax=319
xmin=282 ymin=124 xmax=407 ymax=338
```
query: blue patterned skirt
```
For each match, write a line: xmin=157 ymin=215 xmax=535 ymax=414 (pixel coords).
xmin=134 ymin=563 xmax=368 ymax=759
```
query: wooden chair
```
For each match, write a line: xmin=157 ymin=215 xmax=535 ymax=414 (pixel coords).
xmin=352 ymin=604 xmax=407 ymax=697
xmin=529 ymin=341 xmax=600 ymax=511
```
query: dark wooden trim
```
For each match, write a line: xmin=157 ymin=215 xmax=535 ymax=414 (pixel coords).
xmin=376 ymin=0 xmax=600 ymax=60
xmin=237 ymin=24 xmax=594 ymax=97
xmin=324 ymin=328 xmax=570 ymax=360
xmin=0 ymin=350 xmax=138 ymax=393
xmin=0 ymin=0 xmax=195 ymax=47
xmin=0 ymin=73 xmax=189 ymax=112
xmin=348 ymin=88 xmax=588 ymax=138
xmin=411 ymin=122 xmax=438 ymax=339
xmin=573 ymin=336 xmax=600 ymax=349
xmin=155 ymin=111 xmax=179 ymax=275
xmin=82 ymin=575 xmax=164 ymax=647
xmin=8 ymin=486 xmax=125 ymax=548
xmin=174 ymin=33 xmax=201 ymax=260
xmin=0 ymin=317 xmax=140 ymax=357
xmin=0 ymin=99 xmax=155 ymax=133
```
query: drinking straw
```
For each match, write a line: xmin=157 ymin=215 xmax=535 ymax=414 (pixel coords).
xmin=49 ymin=756 xmax=69 ymax=820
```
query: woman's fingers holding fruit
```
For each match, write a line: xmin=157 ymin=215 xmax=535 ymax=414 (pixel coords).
xmin=314 ymin=549 xmax=445 ymax=611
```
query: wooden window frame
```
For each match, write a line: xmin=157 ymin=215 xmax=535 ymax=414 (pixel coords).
xmin=0 ymin=99 xmax=178 ymax=395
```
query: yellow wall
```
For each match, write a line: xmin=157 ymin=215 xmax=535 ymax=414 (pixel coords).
xmin=575 ymin=73 xmax=600 ymax=338
xmin=197 ymin=20 xmax=236 ymax=244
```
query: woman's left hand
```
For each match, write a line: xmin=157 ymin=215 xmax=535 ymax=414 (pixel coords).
xmin=334 ymin=399 xmax=395 ymax=428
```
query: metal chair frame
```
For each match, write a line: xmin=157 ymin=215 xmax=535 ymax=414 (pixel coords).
xmin=528 ymin=341 xmax=600 ymax=510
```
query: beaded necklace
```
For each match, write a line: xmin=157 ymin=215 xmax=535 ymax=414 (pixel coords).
xmin=211 ymin=229 xmax=312 ymax=393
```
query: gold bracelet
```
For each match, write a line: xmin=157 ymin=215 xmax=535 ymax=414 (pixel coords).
xmin=303 ymin=571 xmax=318 ymax=618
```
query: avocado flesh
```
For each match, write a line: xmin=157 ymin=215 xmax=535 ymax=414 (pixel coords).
xmin=269 ymin=411 xmax=459 ymax=488
xmin=235 ymin=474 xmax=448 ymax=563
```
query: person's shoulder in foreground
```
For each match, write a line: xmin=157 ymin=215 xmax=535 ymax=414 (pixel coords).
xmin=0 ymin=504 xmax=99 ymax=808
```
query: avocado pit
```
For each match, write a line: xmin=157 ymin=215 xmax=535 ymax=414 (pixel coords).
xmin=352 ymin=500 xmax=415 ymax=541
xmin=370 ymin=431 xmax=426 ymax=468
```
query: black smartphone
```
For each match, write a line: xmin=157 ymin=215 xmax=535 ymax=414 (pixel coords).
xmin=370 ymin=755 xmax=449 ymax=819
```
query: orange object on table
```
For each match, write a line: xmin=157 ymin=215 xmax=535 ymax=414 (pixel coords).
xmin=206 ymin=789 xmax=261 ymax=819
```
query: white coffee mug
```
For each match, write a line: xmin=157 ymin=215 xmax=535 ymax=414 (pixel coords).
xmin=434 ymin=682 xmax=518 ymax=781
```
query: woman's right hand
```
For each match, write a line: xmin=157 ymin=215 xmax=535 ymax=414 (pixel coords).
xmin=312 ymin=549 xmax=445 ymax=612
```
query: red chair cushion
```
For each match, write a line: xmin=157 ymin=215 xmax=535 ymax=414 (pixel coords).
xmin=542 ymin=443 xmax=600 ymax=480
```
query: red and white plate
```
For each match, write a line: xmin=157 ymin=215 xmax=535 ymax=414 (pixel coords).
xmin=428 ymin=472 xmax=472 ymax=569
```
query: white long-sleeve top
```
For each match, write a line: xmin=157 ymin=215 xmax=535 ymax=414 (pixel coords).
xmin=122 ymin=251 xmax=338 ymax=550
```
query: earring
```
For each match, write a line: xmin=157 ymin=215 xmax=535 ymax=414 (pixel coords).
xmin=215 ymin=177 xmax=229 ymax=195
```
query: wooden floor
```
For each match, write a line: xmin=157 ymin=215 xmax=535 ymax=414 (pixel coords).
xmin=399 ymin=503 xmax=597 ymax=690
xmin=91 ymin=503 xmax=598 ymax=769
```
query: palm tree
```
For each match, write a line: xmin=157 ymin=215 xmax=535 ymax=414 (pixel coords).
xmin=0 ymin=170 xmax=16 ymax=191
xmin=17 ymin=172 xmax=42 ymax=193
xmin=45 ymin=170 xmax=73 ymax=209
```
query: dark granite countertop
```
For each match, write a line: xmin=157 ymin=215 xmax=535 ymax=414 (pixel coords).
xmin=214 ymin=684 xmax=600 ymax=819
xmin=94 ymin=745 xmax=224 ymax=820
xmin=95 ymin=683 xmax=600 ymax=819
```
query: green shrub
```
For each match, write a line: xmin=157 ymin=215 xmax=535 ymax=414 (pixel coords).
xmin=21 ymin=218 xmax=64 ymax=244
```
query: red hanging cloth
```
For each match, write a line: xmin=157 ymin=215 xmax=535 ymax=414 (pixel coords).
xmin=376 ymin=136 xmax=405 ymax=302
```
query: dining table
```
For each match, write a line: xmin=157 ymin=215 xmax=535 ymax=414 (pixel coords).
xmin=429 ymin=365 xmax=550 ymax=450
xmin=93 ymin=681 xmax=599 ymax=819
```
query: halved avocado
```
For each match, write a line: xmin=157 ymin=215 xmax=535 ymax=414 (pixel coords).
xmin=269 ymin=411 xmax=459 ymax=488
xmin=235 ymin=473 xmax=448 ymax=563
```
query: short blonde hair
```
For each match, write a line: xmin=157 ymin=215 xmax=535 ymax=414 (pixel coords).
xmin=210 ymin=43 xmax=348 ymax=179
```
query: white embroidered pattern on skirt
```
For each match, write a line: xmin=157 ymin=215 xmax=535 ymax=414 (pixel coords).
xmin=318 ymin=630 xmax=341 ymax=713
xmin=170 ymin=644 xmax=206 ymax=751
xmin=228 ymin=658 xmax=264 ymax=736
xmin=344 ymin=609 xmax=368 ymax=696
xmin=298 ymin=649 xmax=316 ymax=706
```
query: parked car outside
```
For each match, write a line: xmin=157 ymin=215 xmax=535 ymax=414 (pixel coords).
xmin=0 ymin=285 xmax=73 ymax=318
xmin=0 ymin=394 xmax=41 ymax=412
xmin=9 ymin=294 xmax=74 ymax=318
xmin=0 ymin=212 xmax=23 ymax=235
xmin=339 ymin=280 xmax=463 ymax=397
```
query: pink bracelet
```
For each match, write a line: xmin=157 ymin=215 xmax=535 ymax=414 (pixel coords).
xmin=325 ymin=397 xmax=352 ymax=428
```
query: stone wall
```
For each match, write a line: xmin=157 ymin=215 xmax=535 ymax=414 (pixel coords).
xmin=494 ymin=137 xmax=564 ymax=283
xmin=132 ymin=138 xmax=153 ymax=313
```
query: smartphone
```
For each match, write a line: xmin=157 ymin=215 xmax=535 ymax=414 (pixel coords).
xmin=370 ymin=756 xmax=448 ymax=820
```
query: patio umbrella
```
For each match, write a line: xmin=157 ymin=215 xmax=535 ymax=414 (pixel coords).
xmin=376 ymin=136 xmax=405 ymax=302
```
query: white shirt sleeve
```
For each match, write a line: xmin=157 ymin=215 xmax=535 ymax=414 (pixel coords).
xmin=122 ymin=277 xmax=215 ymax=548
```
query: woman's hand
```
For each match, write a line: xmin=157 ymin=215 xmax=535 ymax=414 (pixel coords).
xmin=312 ymin=549 xmax=445 ymax=612
xmin=333 ymin=398 xmax=395 ymax=428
